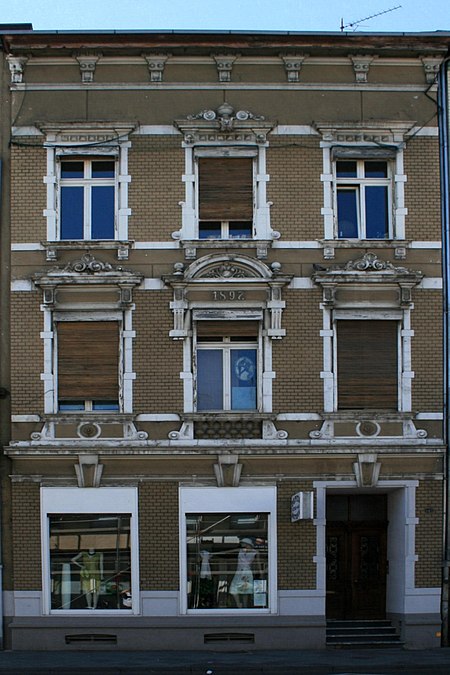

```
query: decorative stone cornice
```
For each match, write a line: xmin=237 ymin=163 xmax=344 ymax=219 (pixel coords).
xmin=280 ymin=54 xmax=307 ymax=82
xmin=143 ymin=53 xmax=169 ymax=82
xmin=421 ymin=55 xmax=443 ymax=84
xmin=6 ymin=55 xmax=28 ymax=83
xmin=75 ymin=53 xmax=101 ymax=83
xmin=175 ymin=102 xmax=274 ymax=145
xmin=213 ymin=54 xmax=237 ymax=82
xmin=314 ymin=120 xmax=415 ymax=145
xmin=312 ymin=253 xmax=423 ymax=307
xmin=350 ymin=55 xmax=375 ymax=83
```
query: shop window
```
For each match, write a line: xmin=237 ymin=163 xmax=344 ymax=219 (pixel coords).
xmin=335 ymin=160 xmax=392 ymax=239
xmin=59 ymin=158 xmax=116 ymax=240
xmin=49 ymin=513 xmax=131 ymax=610
xmin=195 ymin=321 xmax=259 ymax=411
xmin=197 ymin=157 xmax=253 ymax=239
xmin=56 ymin=321 xmax=120 ymax=411
xmin=186 ymin=512 xmax=269 ymax=610
xmin=337 ymin=320 xmax=398 ymax=410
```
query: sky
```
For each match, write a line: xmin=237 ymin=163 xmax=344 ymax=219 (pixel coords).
xmin=0 ymin=0 xmax=448 ymax=34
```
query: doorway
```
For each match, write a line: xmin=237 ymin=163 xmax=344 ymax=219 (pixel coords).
xmin=326 ymin=494 xmax=387 ymax=620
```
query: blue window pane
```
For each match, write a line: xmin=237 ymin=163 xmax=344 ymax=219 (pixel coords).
xmin=337 ymin=189 xmax=358 ymax=238
xmin=199 ymin=222 xmax=221 ymax=239
xmin=93 ymin=400 xmax=119 ymax=410
xmin=365 ymin=186 xmax=389 ymax=238
xmin=229 ymin=222 xmax=252 ymax=239
xmin=231 ymin=349 xmax=257 ymax=410
xmin=336 ymin=161 xmax=357 ymax=178
xmin=197 ymin=350 xmax=223 ymax=410
xmin=365 ymin=161 xmax=387 ymax=178
xmin=61 ymin=186 xmax=84 ymax=239
xmin=61 ymin=161 xmax=84 ymax=178
xmin=58 ymin=400 xmax=85 ymax=411
xmin=91 ymin=186 xmax=115 ymax=239
xmin=92 ymin=161 xmax=115 ymax=178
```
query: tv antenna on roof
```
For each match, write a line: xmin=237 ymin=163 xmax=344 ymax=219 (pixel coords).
xmin=340 ymin=5 xmax=402 ymax=32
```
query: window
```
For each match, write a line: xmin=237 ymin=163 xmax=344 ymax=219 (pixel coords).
xmin=197 ymin=157 xmax=253 ymax=239
xmin=195 ymin=321 xmax=259 ymax=411
xmin=59 ymin=158 xmax=116 ymax=240
xmin=41 ymin=487 xmax=139 ymax=614
xmin=56 ymin=321 xmax=120 ymax=412
xmin=49 ymin=513 xmax=131 ymax=610
xmin=336 ymin=320 xmax=398 ymax=410
xmin=186 ymin=513 xmax=268 ymax=610
xmin=180 ymin=486 xmax=276 ymax=614
xmin=335 ymin=160 xmax=391 ymax=239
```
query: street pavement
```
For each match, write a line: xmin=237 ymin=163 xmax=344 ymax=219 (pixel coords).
xmin=1 ymin=648 xmax=450 ymax=674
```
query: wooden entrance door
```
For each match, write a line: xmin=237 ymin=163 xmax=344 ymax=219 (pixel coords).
xmin=326 ymin=523 xmax=387 ymax=619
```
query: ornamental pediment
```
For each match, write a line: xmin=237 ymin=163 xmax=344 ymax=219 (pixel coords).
xmin=175 ymin=102 xmax=274 ymax=144
xmin=33 ymin=253 xmax=143 ymax=286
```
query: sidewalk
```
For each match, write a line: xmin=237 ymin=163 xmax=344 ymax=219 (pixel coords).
xmin=1 ymin=648 xmax=450 ymax=674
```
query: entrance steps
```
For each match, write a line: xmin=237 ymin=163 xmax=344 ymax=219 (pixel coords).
xmin=326 ymin=620 xmax=403 ymax=648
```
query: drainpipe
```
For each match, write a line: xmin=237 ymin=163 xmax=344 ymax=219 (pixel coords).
xmin=439 ymin=57 xmax=450 ymax=648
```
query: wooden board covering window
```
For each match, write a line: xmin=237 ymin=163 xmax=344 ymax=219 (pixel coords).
xmin=337 ymin=320 xmax=398 ymax=410
xmin=196 ymin=320 xmax=259 ymax=337
xmin=198 ymin=157 xmax=253 ymax=221
xmin=57 ymin=321 xmax=119 ymax=400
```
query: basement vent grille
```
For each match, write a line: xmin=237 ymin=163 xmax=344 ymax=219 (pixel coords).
xmin=65 ymin=633 xmax=117 ymax=644
xmin=204 ymin=632 xmax=255 ymax=644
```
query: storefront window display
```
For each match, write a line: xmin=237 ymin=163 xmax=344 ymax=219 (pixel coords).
xmin=186 ymin=513 xmax=268 ymax=610
xmin=49 ymin=514 xmax=131 ymax=610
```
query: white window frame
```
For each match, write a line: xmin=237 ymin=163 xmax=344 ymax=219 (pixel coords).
xmin=41 ymin=308 xmax=135 ymax=415
xmin=179 ymin=145 xmax=272 ymax=241
xmin=320 ymin=308 xmax=413 ymax=413
xmin=41 ymin=487 xmax=140 ymax=615
xmin=334 ymin=159 xmax=393 ymax=239
xmin=58 ymin=157 xmax=118 ymax=240
xmin=195 ymin=333 xmax=261 ymax=412
xmin=179 ymin=486 xmax=277 ymax=615
xmin=43 ymin=131 xmax=131 ymax=242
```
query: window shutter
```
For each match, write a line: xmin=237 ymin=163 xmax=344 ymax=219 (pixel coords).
xmin=337 ymin=320 xmax=398 ymax=409
xmin=197 ymin=320 xmax=259 ymax=337
xmin=198 ymin=157 xmax=253 ymax=221
xmin=57 ymin=321 xmax=119 ymax=400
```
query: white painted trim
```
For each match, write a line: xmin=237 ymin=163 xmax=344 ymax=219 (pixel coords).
xmin=272 ymin=125 xmax=318 ymax=136
xmin=133 ymin=241 xmax=179 ymax=249
xmin=12 ymin=415 xmax=41 ymax=422
xmin=140 ymin=278 xmax=168 ymax=290
xmin=278 ymin=590 xmax=324 ymax=616
xmin=416 ymin=412 xmax=443 ymax=420
xmin=12 ymin=83 xmax=433 ymax=93
xmin=418 ymin=278 xmax=442 ymax=289
xmin=11 ymin=280 xmax=34 ymax=291
xmin=136 ymin=414 xmax=180 ymax=421
xmin=288 ymin=278 xmax=315 ymax=289
xmin=11 ymin=243 xmax=44 ymax=250
xmin=406 ymin=127 xmax=439 ymax=137
xmin=410 ymin=241 xmax=441 ymax=248
xmin=133 ymin=125 xmax=180 ymax=136
xmin=141 ymin=591 xmax=179 ymax=616
xmin=179 ymin=486 xmax=277 ymax=615
xmin=272 ymin=240 xmax=321 ymax=248
xmin=41 ymin=487 xmax=140 ymax=616
xmin=276 ymin=413 xmax=322 ymax=421
xmin=12 ymin=126 xmax=43 ymax=136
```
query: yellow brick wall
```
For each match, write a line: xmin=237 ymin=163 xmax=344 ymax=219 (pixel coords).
xmin=415 ymin=479 xmax=443 ymax=587
xmin=404 ymin=137 xmax=441 ymax=241
xmin=128 ymin=136 xmax=184 ymax=241
xmin=411 ymin=290 xmax=443 ymax=410
xmin=277 ymin=481 xmax=316 ymax=589
xmin=133 ymin=290 xmax=184 ymax=413
xmin=139 ymin=482 xmax=179 ymax=590
xmin=267 ymin=137 xmax=323 ymax=240
xmin=12 ymin=483 xmax=42 ymax=590
xmin=10 ymin=292 xmax=44 ymax=415
xmin=11 ymin=141 xmax=47 ymax=243
xmin=273 ymin=289 xmax=323 ymax=412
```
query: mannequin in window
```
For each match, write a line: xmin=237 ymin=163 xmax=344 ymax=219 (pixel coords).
xmin=72 ymin=549 xmax=104 ymax=609
xmin=229 ymin=538 xmax=258 ymax=608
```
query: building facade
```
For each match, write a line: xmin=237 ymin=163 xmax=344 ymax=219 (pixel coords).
xmin=1 ymin=29 xmax=448 ymax=650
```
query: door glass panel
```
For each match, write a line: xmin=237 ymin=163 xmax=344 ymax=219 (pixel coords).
xmin=337 ymin=188 xmax=358 ymax=238
xmin=61 ymin=186 xmax=84 ymax=239
xmin=197 ymin=349 xmax=223 ymax=410
xmin=365 ymin=185 xmax=389 ymax=238
xmin=231 ymin=349 xmax=257 ymax=410
xmin=91 ymin=186 xmax=115 ymax=239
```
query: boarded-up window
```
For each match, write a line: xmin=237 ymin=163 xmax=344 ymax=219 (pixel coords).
xmin=337 ymin=320 xmax=398 ymax=410
xmin=57 ymin=321 xmax=119 ymax=400
xmin=198 ymin=157 xmax=253 ymax=221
